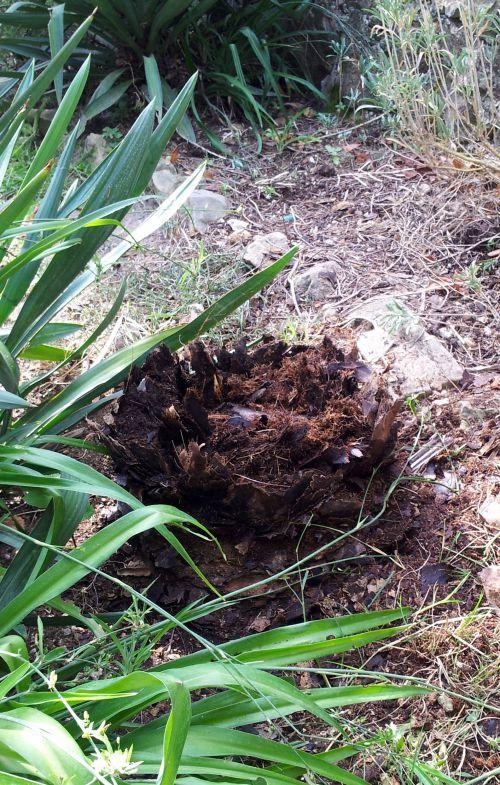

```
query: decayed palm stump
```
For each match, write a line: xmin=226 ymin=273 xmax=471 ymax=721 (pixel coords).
xmin=102 ymin=336 xmax=401 ymax=631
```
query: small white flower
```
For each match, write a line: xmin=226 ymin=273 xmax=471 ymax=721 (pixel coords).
xmin=47 ymin=671 xmax=58 ymax=690
xmin=92 ymin=745 xmax=142 ymax=778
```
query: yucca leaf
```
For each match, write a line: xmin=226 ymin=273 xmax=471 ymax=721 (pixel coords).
xmin=0 ymin=492 xmax=89 ymax=610
xmin=48 ymin=3 xmax=66 ymax=105
xmin=7 ymin=103 xmax=156 ymax=353
xmin=0 ymin=14 xmax=94 ymax=139
xmin=12 ymin=250 xmax=296 ymax=440
xmin=22 ymin=56 xmax=91 ymax=186
xmin=0 ymin=505 xmax=201 ymax=636
xmin=0 ymin=446 xmax=141 ymax=508
xmin=0 ymin=391 xmax=30 ymax=410
xmin=0 ymin=164 xmax=50 ymax=237
xmin=144 ymin=54 xmax=163 ymax=121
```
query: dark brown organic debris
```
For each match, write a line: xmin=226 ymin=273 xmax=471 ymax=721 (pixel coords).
xmin=104 ymin=336 xmax=399 ymax=533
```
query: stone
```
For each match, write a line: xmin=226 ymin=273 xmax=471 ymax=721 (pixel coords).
xmin=479 ymin=497 xmax=500 ymax=528
xmin=294 ymin=261 xmax=338 ymax=300
xmin=39 ymin=108 xmax=56 ymax=135
xmin=349 ymin=298 xmax=464 ymax=395
xmin=84 ymin=133 xmax=108 ymax=167
xmin=152 ymin=164 xmax=183 ymax=197
xmin=478 ymin=565 xmax=500 ymax=614
xmin=420 ymin=563 xmax=449 ymax=591
xmin=226 ymin=218 xmax=252 ymax=245
xmin=187 ymin=189 xmax=228 ymax=233
xmin=243 ymin=231 xmax=288 ymax=268
xmin=356 ymin=326 xmax=395 ymax=364
xmin=389 ymin=331 xmax=464 ymax=395
xmin=152 ymin=161 xmax=229 ymax=232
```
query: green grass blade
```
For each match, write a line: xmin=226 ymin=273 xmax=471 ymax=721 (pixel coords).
xmin=0 ymin=505 xmax=200 ymax=635
xmin=157 ymin=680 xmax=192 ymax=785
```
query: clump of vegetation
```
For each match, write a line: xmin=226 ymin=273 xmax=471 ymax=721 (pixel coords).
xmin=0 ymin=607 xmax=427 ymax=783
xmin=1 ymin=0 xmax=326 ymax=147
xmin=0 ymin=13 xmax=295 ymax=634
xmin=366 ymin=0 xmax=499 ymax=176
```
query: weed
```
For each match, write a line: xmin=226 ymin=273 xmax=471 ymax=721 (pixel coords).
xmin=365 ymin=0 xmax=499 ymax=177
xmin=101 ymin=125 xmax=122 ymax=143
xmin=325 ymin=143 xmax=344 ymax=166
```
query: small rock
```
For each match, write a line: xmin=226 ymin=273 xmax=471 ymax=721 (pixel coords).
xmin=435 ymin=470 xmax=460 ymax=501
xmin=187 ymin=189 xmax=228 ymax=233
xmin=152 ymin=165 xmax=183 ymax=197
xmin=243 ymin=231 xmax=288 ymax=268
xmin=478 ymin=565 xmax=500 ymax=614
xmin=226 ymin=218 xmax=251 ymax=245
xmin=39 ymin=108 xmax=56 ymax=134
xmin=438 ymin=692 xmax=455 ymax=713
xmin=84 ymin=132 xmax=108 ymax=167
xmin=420 ymin=563 xmax=449 ymax=591
xmin=357 ymin=327 xmax=395 ymax=363
xmin=351 ymin=298 xmax=464 ymax=394
xmin=479 ymin=498 xmax=500 ymax=528
xmin=294 ymin=261 xmax=339 ymax=300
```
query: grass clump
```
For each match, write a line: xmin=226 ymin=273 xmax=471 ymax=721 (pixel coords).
xmin=366 ymin=0 xmax=499 ymax=177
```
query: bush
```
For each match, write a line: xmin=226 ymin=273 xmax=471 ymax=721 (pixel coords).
xmin=2 ymin=1 xmax=326 ymax=146
xmin=365 ymin=0 xmax=499 ymax=177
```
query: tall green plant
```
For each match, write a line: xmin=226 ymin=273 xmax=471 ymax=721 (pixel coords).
xmin=0 ymin=27 xmax=297 ymax=628
xmin=1 ymin=1 xmax=325 ymax=146
xmin=0 ymin=608 xmax=429 ymax=784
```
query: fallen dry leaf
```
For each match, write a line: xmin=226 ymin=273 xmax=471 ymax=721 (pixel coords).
xmin=331 ymin=200 xmax=355 ymax=212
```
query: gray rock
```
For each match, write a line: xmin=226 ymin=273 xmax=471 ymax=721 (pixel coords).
xmin=152 ymin=164 xmax=183 ymax=197
xmin=351 ymin=298 xmax=464 ymax=395
xmin=187 ymin=189 xmax=228 ymax=233
xmin=39 ymin=108 xmax=56 ymax=135
xmin=479 ymin=498 xmax=500 ymax=528
xmin=84 ymin=133 xmax=108 ymax=167
xmin=294 ymin=261 xmax=338 ymax=300
xmin=389 ymin=331 xmax=464 ymax=395
xmin=152 ymin=161 xmax=229 ymax=232
xmin=243 ymin=232 xmax=288 ymax=268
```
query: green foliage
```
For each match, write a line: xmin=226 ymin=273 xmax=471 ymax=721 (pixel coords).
xmin=365 ymin=0 xmax=499 ymax=174
xmin=0 ymin=34 xmax=296 ymax=628
xmin=1 ymin=1 xmax=325 ymax=146
xmin=0 ymin=609 xmax=429 ymax=784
